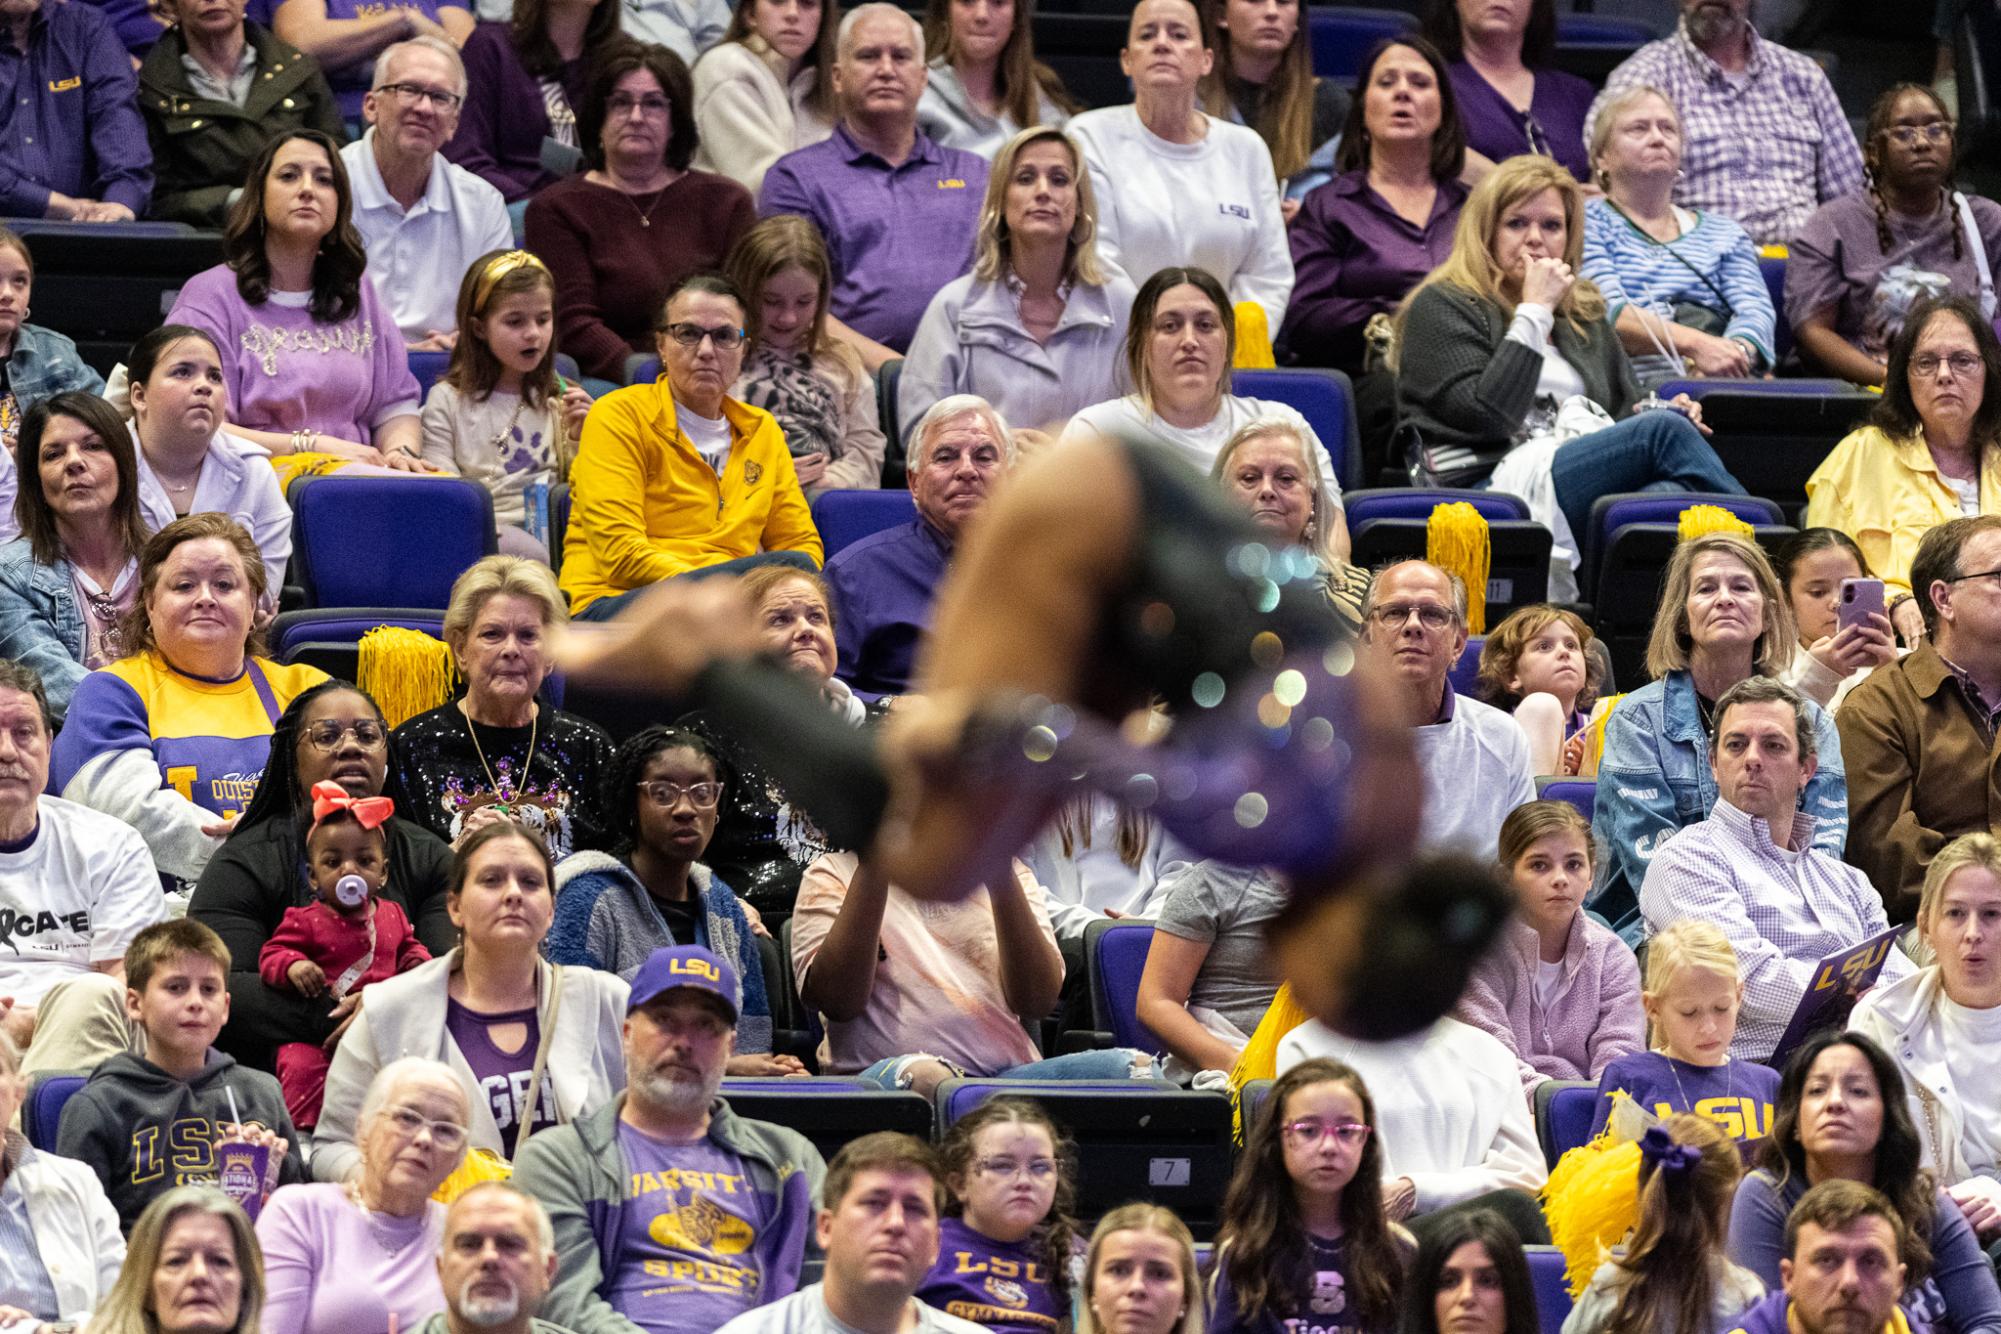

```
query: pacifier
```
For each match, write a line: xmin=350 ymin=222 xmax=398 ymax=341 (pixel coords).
xmin=333 ymin=874 xmax=370 ymax=909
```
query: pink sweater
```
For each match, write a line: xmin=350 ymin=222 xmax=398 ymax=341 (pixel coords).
xmin=1455 ymin=913 xmax=1646 ymax=1096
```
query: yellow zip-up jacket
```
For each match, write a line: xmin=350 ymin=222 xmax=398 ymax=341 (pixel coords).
xmin=560 ymin=380 xmax=823 ymax=614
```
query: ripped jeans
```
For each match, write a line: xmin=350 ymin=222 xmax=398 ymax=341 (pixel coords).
xmin=856 ymin=1048 xmax=1161 ymax=1089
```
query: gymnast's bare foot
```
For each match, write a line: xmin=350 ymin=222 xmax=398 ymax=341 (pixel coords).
xmin=553 ymin=578 xmax=762 ymax=691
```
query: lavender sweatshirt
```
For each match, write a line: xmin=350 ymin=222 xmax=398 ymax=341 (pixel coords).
xmin=1455 ymin=912 xmax=1646 ymax=1095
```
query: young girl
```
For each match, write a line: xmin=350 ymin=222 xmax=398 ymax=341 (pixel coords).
xmin=1211 ymin=1058 xmax=1408 ymax=1334
xmin=257 ymin=781 xmax=432 ymax=1129
xmin=1774 ymin=528 xmax=1898 ymax=712
xmin=420 ymin=249 xmax=593 ymax=563
xmin=1559 ymin=1114 xmax=1764 ymax=1334
xmin=725 ymin=216 xmax=887 ymax=493
xmin=1476 ymin=605 xmax=1610 ymax=777
xmin=919 ymin=1097 xmax=1082 ymax=1333
xmin=1456 ymin=802 xmax=1645 ymax=1097
xmin=1587 ymin=920 xmax=1781 ymax=1155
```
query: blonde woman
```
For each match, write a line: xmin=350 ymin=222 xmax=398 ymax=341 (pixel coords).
xmin=900 ymin=127 xmax=1134 ymax=452
xmin=918 ymin=0 xmax=1074 ymax=158
xmin=1076 ymin=1203 xmax=1207 ymax=1334
xmin=1210 ymin=419 xmax=1367 ymax=635
xmin=1588 ymin=533 xmax=1847 ymax=945
xmin=690 ymin=0 xmax=840 ymax=195
xmin=1395 ymin=154 xmax=1744 ymax=598
xmin=728 ymin=216 xmax=887 ymax=493
xmin=90 ymin=1186 xmax=264 ymax=1334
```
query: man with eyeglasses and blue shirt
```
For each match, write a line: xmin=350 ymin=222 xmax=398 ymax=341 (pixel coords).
xmin=513 ymin=943 xmax=828 ymax=1334
xmin=1841 ymin=515 xmax=2001 ymax=924
xmin=562 ymin=271 xmax=822 ymax=622
xmin=340 ymin=35 xmax=512 ymax=351
xmin=1363 ymin=559 xmax=1535 ymax=857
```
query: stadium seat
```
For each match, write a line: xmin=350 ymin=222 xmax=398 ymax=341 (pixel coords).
xmin=1554 ymin=14 xmax=1655 ymax=44
xmin=270 ymin=609 xmax=448 ymax=680
xmin=6 ymin=224 xmax=223 ymax=373
xmin=1652 ymin=382 xmax=1876 ymax=520
xmin=1760 ymin=256 xmax=1790 ymax=364
xmin=547 ymin=482 xmax=571 ymax=573
xmin=1307 ymin=7 xmax=1416 ymax=80
xmin=1232 ymin=367 xmax=1364 ymax=492
xmin=1449 ymin=636 xmax=1485 ymax=696
xmin=24 ymin=1071 xmax=87 ymax=1153
xmin=289 ymin=474 xmax=499 ymax=609
xmin=1534 ymin=1079 xmax=1599 ymax=1168
xmin=408 ymin=349 xmax=452 ymax=400
xmin=1344 ymin=489 xmax=1551 ymax=618
xmin=933 ymin=1079 xmax=1234 ymax=1233
xmin=1581 ymin=492 xmax=1785 ymax=595
xmin=717 ymin=1079 xmax=932 ymax=1163
xmin=626 ymin=353 xmax=662 ymax=385
xmin=1239 ymin=1077 xmax=1275 ymax=1133
xmin=1537 ymin=779 xmax=1596 ymax=824
xmin=812 ymin=489 xmax=916 ymax=560
xmin=1085 ymin=918 xmax=1160 ymax=1055
xmin=1031 ymin=13 xmax=1133 ymax=109
xmin=1525 ymin=1245 xmax=1575 ymax=1334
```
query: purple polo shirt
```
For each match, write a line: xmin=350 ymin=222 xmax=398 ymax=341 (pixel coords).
xmin=1280 ymin=170 xmax=1466 ymax=369
xmin=759 ymin=124 xmax=987 ymax=352
xmin=1447 ymin=61 xmax=1595 ymax=183
xmin=824 ymin=515 xmax=949 ymax=698
xmin=0 ymin=1 xmax=152 ymax=216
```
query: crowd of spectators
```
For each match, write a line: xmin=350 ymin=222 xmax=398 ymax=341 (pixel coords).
xmin=0 ymin=0 xmax=1996 ymax=1330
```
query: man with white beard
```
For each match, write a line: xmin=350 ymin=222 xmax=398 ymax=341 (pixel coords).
xmin=415 ymin=1183 xmax=569 ymax=1334
xmin=514 ymin=945 xmax=828 ymax=1334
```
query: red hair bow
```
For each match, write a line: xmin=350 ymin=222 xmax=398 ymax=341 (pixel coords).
xmin=309 ymin=780 xmax=395 ymax=831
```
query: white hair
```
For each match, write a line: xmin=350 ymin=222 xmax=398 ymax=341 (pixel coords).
xmin=912 ymin=394 xmax=1015 ymax=465
xmin=838 ymin=2 xmax=925 ymax=60
xmin=371 ymin=35 xmax=469 ymax=101
xmin=358 ymin=1056 xmax=470 ymax=1133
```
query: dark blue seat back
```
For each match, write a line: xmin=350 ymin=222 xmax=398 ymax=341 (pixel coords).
xmin=25 ymin=1072 xmax=87 ymax=1153
xmin=1536 ymin=1080 xmax=1600 ymax=1166
xmin=1538 ymin=780 xmax=1596 ymax=824
xmin=717 ymin=1080 xmax=932 ymax=1162
xmin=408 ymin=349 xmax=452 ymax=401
xmin=1449 ymin=636 xmax=1485 ymax=697
xmin=1232 ymin=367 xmax=1364 ymax=492
xmin=812 ymin=489 xmax=915 ymax=560
xmin=548 ymin=481 xmax=571 ymax=573
xmin=1345 ymin=488 xmax=1531 ymax=526
xmin=290 ymin=474 xmax=498 ymax=609
xmin=1307 ymin=7 xmax=1415 ymax=79
xmin=271 ymin=610 xmax=447 ymax=662
xmin=1089 ymin=920 xmax=1159 ymax=1054
xmin=1525 ymin=1245 xmax=1574 ymax=1334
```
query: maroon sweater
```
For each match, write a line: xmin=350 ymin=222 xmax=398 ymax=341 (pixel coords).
xmin=524 ymin=170 xmax=757 ymax=381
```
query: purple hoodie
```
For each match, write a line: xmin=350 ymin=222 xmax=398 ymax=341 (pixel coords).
xmin=1454 ymin=912 xmax=1646 ymax=1095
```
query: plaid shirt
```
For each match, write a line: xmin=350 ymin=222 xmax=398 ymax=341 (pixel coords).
xmin=1639 ymin=799 xmax=1909 ymax=1061
xmin=1940 ymin=651 xmax=2001 ymax=743
xmin=1590 ymin=22 xmax=1864 ymax=246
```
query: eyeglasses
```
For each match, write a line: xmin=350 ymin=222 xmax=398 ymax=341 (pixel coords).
xmin=1945 ymin=565 xmax=2001 ymax=586
xmin=662 ymin=322 xmax=746 ymax=351
xmin=378 ymin=82 xmax=462 ymax=111
xmin=1280 ymin=1120 xmax=1372 ymax=1148
xmin=1912 ymin=351 xmax=1983 ymax=378
xmin=1367 ymin=602 xmax=1456 ymax=630
xmin=303 ymin=719 xmax=387 ymax=752
xmin=973 ymin=1156 xmax=1060 ymax=1181
xmin=608 ymin=93 xmax=672 ymax=118
xmin=1886 ymin=120 xmax=1953 ymax=146
xmin=640 ymin=780 xmax=722 ymax=809
xmin=382 ymin=1105 xmax=469 ymax=1151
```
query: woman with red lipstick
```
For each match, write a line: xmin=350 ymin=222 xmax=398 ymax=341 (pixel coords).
xmin=1790 ymin=85 xmax=2001 ymax=390
xmin=1854 ymin=834 xmax=2001 ymax=1268
xmin=1455 ymin=801 xmax=1643 ymax=1100
xmin=1727 ymin=1029 xmax=2001 ymax=1334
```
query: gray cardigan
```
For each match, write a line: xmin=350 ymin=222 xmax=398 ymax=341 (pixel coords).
xmin=1397 ymin=281 xmax=1642 ymax=482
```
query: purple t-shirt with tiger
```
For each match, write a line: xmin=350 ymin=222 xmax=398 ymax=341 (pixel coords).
xmin=610 ymin=1122 xmax=773 ymax=1333
xmin=918 ymin=1217 xmax=1067 ymax=1334
xmin=444 ymin=999 xmax=556 ymax=1138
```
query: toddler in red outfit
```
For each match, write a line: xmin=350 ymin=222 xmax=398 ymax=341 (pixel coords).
xmin=258 ymin=780 xmax=431 ymax=1128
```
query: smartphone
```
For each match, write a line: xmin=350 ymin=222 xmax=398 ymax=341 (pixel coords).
xmin=1838 ymin=577 xmax=1886 ymax=633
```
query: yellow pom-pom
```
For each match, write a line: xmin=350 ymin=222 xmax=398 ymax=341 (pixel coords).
xmin=1228 ymin=984 xmax=1313 ymax=1143
xmin=357 ymin=626 xmax=458 ymax=728
xmin=1543 ymin=1135 xmax=1644 ymax=1295
xmin=1676 ymin=505 xmax=1753 ymax=542
xmin=1233 ymin=302 xmax=1277 ymax=369
xmin=1427 ymin=502 xmax=1490 ymax=634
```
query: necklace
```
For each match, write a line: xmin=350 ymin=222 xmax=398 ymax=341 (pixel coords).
xmin=612 ymin=180 xmax=671 ymax=228
xmin=463 ymin=700 xmax=539 ymax=806
xmin=488 ymin=392 xmax=529 ymax=454
xmin=1666 ymin=1051 xmax=1733 ymax=1116
xmin=343 ymin=1180 xmax=426 ymax=1258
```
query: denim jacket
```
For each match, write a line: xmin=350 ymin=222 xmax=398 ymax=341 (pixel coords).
xmin=0 ymin=539 xmax=87 ymax=724
xmin=1588 ymin=668 xmax=1849 ymax=945
xmin=7 ymin=323 xmax=105 ymax=410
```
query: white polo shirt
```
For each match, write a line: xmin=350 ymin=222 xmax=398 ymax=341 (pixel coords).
xmin=340 ymin=130 xmax=514 ymax=343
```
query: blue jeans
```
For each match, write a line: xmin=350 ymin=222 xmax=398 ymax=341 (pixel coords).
xmin=855 ymin=1048 xmax=1159 ymax=1088
xmin=575 ymin=550 xmax=821 ymax=621
xmin=1546 ymin=409 xmax=1745 ymax=540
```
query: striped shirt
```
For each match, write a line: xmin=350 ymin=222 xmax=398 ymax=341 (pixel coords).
xmin=1581 ymin=196 xmax=1778 ymax=379
xmin=1590 ymin=22 xmax=1865 ymax=246
xmin=1638 ymin=799 xmax=1911 ymax=1061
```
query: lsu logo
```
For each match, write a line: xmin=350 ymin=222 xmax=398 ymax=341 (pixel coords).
xmin=670 ymin=956 xmax=722 ymax=983
xmin=48 ymin=76 xmax=81 ymax=92
xmin=744 ymin=460 xmax=764 ymax=486
xmin=985 ymin=1277 xmax=1030 ymax=1310
xmin=938 ymin=178 xmax=969 ymax=189
xmin=1220 ymin=203 xmax=1251 ymax=219
xmin=652 ymin=1197 xmax=755 ymax=1255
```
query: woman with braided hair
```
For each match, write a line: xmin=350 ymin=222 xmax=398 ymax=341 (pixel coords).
xmin=1790 ymin=83 xmax=2001 ymax=388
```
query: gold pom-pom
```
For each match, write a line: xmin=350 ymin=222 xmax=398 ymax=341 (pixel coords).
xmin=1676 ymin=505 xmax=1754 ymax=542
xmin=357 ymin=626 xmax=458 ymax=728
xmin=1427 ymin=502 xmax=1490 ymax=634
xmin=1228 ymin=984 xmax=1313 ymax=1143
xmin=1541 ymin=1090 xmax=1657 ymax=1295
xmin=1233 ymin=302 xmax=1277 ymax=369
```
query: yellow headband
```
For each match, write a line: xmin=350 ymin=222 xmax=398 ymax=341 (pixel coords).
xmin=471 ymin=250 xmax=550 ymax=314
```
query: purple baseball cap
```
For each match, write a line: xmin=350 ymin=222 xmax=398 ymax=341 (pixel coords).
xmin=628 ymin=945 xmax=741 ymax=1022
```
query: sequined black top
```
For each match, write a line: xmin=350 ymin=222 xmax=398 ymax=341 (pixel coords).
xmin=388 ymin=703 xmax=616 ymax=859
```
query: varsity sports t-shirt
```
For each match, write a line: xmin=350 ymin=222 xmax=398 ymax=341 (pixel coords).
xmin=50 ymin=651 xmax=327 ymax=819
xmin=610 ymin=1122 xmax=774 ymax=1333
xmin=918 ymin=1217 xmax=1067 ymax=1334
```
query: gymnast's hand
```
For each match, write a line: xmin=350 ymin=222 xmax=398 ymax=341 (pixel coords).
xmin=553 ymin=578 xmax=763 ymax=692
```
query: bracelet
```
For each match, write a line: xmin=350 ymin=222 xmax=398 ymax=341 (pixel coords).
xmin=289 ymin=428 xmax=308 ymax=454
